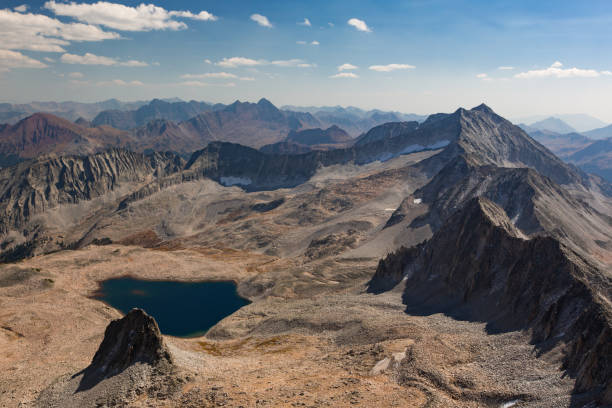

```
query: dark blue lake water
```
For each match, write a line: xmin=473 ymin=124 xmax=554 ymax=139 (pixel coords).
xmin=95 ymin=277 xmax=250 ymax=337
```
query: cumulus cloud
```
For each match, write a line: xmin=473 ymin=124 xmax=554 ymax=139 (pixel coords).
xmin=217 ymin=57 xmax=262 ymax=68
xmin=298 ymin=18 xmax=311 ymax=26
xmin=514 ymin=61 xmax=601 ymax=79
xmin=271 ymin=59 xmax=314 ymax=67
xmin=250 ymin=13 xmax=272 ymax=28
xmin=68 ymin=71 xmax=83 ymax=78
xmin=311 ymin=40 xmax=319 ymax=45
xmin=0 ymin=9 xmax=119 ymax=52
xmin=297 ymin=40 xmax=319 ymax=46
xmin=97 ymin=79 xmax=144 ymax=86
xmin=180 ymin=81 xmax=236 ymax=87
xmin=369 ymin=63 xmax=415 ymax=72
xmin=14 ymin=4 xmax=28 ymax=12
xmin=338 ymin=63 xmax=358 ymax=71
xmin=60 ymin=52 xmax=148 ymax=66
xmin=44 ymin=1 xmax=217 ymax=31
xmin=296 ymin=40 xmax=306 ymax=45
xmin=498 ymin=66 xmax=514 ymax=70
xmin=181 ymin=72 xmax=237 ymax=79
xmin=217 ymin=57 xmax=313 ymax=68
xmin=0 ymin=49 xmax=47 ymax=72
xmin=348 ymin=18 xmax=371 ymax=32
xmin=330 ymin=72 xmax=358 ymax=79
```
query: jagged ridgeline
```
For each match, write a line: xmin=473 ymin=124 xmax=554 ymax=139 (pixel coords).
xmin=1 ymin=103 xmax=610 ymax=405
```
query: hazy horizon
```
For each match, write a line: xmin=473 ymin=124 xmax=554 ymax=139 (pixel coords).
xmin=2 ymin=0 xmax=612 ymax=120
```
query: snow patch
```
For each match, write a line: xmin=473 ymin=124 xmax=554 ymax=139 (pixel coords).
xmin=500 ymin=400 xmax=520 ymax=408
xmin=413 ymin=198 xmax=422 ymax=204
xmin=220 ymin=176 xmax=252 ymax=186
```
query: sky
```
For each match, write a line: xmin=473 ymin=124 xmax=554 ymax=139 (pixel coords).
xmin=2 ymin=0 xmax=612 ymax=121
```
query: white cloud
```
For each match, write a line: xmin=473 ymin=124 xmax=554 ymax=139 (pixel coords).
xmin=328 ymin=22 xmax=334 ymax=27
xmin=181 ymin=72 xmax=237 ymax=79
xmin=217 ymin=56 xmax=313 ymax=68
xmin=338 ymin=63 xmax=358 ymax=71
xmin=14 ymin=5 xmax=28 ymax=12
xmin=515 ymin=61 xmax=601 ymax=79
xmin=270 ymin=59 xmax=314 ymax=67
xmin=180 ymin=81 xmax=236 ymax=87
xmin=311 ymin=40 xmax=319 ymax=45
xmin=296 ymin=40 xmax=307 ymax=45
xmin=239 ymin=77 xmax=255 ymax=81
xmin=0 ymin=49 xmax=47 ymax=72
xmin=60 ymin=52 xmax=148 ymax=66
xmin=498 ymin=66 xmax=514 ymax=70
xmin=348 ymin=18 xmax=371 ymax=32
xmin=121 ymin=59 xmax=148 ymax=67
xmin=69 ymin=71 xmax=83 ymax=78
xmin=44 ymin=1 xmax=217 ymax=31
xmin=217 ymin=57 xmax=262 ymax=68
xmin=330 ymin=72 xmax=358 ymax=79
xmin=169 ymin=10 xmax=217 ymax=22
xmin=204 ymin=59 xmax=212 ymax=64
xmin=250 ymin=13 xmax=272 ymax=28
xmin=476 ymin=73 xmax=492 ymax=81
xmin=298 ymin=18 xmax=311 ymax=26
xmin=44 ymin=57 xmax=55 ymax=63
xmin=369 ymin=63 xmax=415 ymax=72
xmin=602 ymin=70 xmax=612 ymax=76
xmin=0 ymin=9 xmax=120 ymax=53
xmin=97 ymin=79 xmax=144 ymax=86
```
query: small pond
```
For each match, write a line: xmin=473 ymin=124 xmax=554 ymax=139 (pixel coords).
xmin=94 ymin=277 xmax=250 ymax=337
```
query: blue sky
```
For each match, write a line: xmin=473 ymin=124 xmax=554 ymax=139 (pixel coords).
xmin=1 ymin=0 xmax=612 ymax=120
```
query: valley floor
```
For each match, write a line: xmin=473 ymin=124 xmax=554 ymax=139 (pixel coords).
xmin=1 ymin=245 xmax=577 ymax=407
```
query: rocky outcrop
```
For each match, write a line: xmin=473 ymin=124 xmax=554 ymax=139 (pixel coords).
xmin=37 ymin=309 xmax=179 ymax=407
xmin=79 ymin=308 xmax=172 ymax=389
xmin=370 ymin=198 xmax=612 ymax=404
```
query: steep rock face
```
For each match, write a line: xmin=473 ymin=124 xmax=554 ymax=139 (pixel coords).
xmin=409 ymin=154 xmax=612 ymax=259
xmin=0 ymin=149 xmax=182 ymax=233
xmin=354 ymin=121 xmax=419 ymax=146
xmin=370 ymin=198 xmax=611 ymax=404
xmin=80 ymin=308 xmax=172 ymax=388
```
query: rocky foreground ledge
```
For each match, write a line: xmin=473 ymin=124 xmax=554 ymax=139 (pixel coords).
xmin=37 ymin=309 xmax=185 ymax=407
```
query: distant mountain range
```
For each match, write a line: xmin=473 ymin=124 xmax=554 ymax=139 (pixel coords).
xmin=513 ymin=113 xmax=607 ymax=133
xmin=0 ymin=99 xmax=150 ymax=124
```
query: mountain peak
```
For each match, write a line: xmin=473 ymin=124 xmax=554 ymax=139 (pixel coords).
xmin=257 ymin=98 xmax=276 ymax=108
xmin=471 ymin=103 xmax=495 ymax=115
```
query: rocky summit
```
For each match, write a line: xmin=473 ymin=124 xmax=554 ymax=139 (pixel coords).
xmin=82 ymin=308 xmax=173 ymax=387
